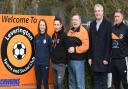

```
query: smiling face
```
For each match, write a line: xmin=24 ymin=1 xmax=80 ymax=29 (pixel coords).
xmin=94 ymin=4 xmax=104 ymax=20
xmin=39 ymin=21 xmax=46 ymax=34
xmin=71 ymin=15 xmax=81 ymax=29
xmin=54 ymin=20 xmax=62 ymax=32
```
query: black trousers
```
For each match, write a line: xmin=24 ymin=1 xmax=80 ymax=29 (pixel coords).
xmin=35 ymin=63 xmax=49 ymax=89
xmin=93 ymin=72 xmax=108 ymax=89
xmin=111 ymin=58 xmax=128 ymax=89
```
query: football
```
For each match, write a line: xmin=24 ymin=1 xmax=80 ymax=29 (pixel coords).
xmin=13 ymin=42 xmax=26 ymax=60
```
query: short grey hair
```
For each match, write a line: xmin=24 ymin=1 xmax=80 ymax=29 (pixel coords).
xmin=114 ymin=8 xmax=124 ymax=16
xmin=94 ymin=4 xmax=104 ymax=12
xmin=72 ymin=13 xmax=81 ymax=21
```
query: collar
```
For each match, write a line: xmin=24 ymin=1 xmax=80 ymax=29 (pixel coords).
xmin=55 ymin=26 xmax=64 ymax=34
xmin=115 ymin=22 xmax=124 ymax=28
xmin=96 ymin=16 xmax=103 ymax=24
xmin=71 ymin=26 xmax=80 ymax=32
xmin=40 ymin=33 xmax=45 ymax=36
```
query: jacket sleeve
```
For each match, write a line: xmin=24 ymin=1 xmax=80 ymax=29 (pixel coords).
xmin=87 ymin=23 xmax=93 ymax=59
xmin=124 ymin=26 xmax=128 ymax=44
xmin=48 ymin=36 xmax=53 ymax=56
xmin=122 ymin=25 xmax=128 ymax=56
xmin=103 ymin=22 xmax=112 ymax=61
xmin=75 ymin=26 xmax=89 ymax=54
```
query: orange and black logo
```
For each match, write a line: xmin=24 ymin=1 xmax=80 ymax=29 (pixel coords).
xmin=1 ymin=26 xmax=35 ymax=75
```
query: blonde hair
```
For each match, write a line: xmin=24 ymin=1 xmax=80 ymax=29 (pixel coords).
xmin=94 ymin=4 xmax=104 ymax=12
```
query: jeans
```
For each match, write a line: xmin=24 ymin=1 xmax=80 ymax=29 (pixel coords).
xmin=93 ymin=72 xmax=108 ymax=89
xmin=52 ymin=63 xmax=66 ymax=89
xmin=68 ymin=60 xmax=85 ymax=89
xmin=35 ymin=63 xmax=49 ymax=89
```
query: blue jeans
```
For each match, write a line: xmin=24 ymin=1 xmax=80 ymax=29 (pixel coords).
xmin=93 ymin=72 xmax=107 ymax=89
xmin=68 ymin=60 xmax=85 ymax=89
xmin=52 ymin=63 xmax=66 ymax=89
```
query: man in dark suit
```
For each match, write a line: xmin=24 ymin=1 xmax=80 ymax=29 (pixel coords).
xmin=88 ymin=4 xmax=112 ymax=89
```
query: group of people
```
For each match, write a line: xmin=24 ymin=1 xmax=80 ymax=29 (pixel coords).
xmin=33 ymin=3 xmax=128 ymax=89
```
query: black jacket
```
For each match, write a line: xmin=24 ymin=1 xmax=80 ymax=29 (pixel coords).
xmin=51 ymin=28 xmax=68 ymax=64
xmin=89 ymin=18 xmax=112 ymax=72
xmin=111 ymin=22 xmax=128 ymax=59
xmin=66 ymin=35 xmax=86 ymax=60
xmin=34 ymin=33 xmax=52 ymax=65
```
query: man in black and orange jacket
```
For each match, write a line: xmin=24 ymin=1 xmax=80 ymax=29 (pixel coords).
xmin=67 ymin=13 xmax=89 ymax=89
xmin=111 ymin=9 xmax=128 ymax=89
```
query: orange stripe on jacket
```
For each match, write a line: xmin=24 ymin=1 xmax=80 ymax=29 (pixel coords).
xmin=112 ymin=33 xmax=120 ymax=39
xmin=67 ymin=25 xmax=89 ymax=54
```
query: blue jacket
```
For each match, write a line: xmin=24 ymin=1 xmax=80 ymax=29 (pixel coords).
xmin=34 ymin=33 xmax=52 ymax=65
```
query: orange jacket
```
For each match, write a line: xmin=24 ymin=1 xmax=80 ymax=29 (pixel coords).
xmin=67 ymin=25 xmax=89 ymax=54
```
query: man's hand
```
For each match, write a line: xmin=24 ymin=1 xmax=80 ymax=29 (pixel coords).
xmin=68 ymin=47 xmax=75 ymax=53
xmin=88 ymin=59 xmax=92 ymax=66
xmin=103 ymin=60 xmax=108 ymax=65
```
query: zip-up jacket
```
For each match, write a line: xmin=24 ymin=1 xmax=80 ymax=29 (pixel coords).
xmin=34 ymin=33 xmax=52 ymax=65
xmin=111 ymin=22 xmax=128 ymax=59
xmin=67 ymin=25 xmax=89 ymax=60
xmin=51 ymin=28 xmax=68 ymax=64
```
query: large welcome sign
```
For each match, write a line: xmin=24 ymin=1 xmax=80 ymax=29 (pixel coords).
xmin=0 ymin=14 xmax=54 ymax=88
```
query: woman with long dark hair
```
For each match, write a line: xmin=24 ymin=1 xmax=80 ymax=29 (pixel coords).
xmin=34 ymin=19 xmax=52 ymax=89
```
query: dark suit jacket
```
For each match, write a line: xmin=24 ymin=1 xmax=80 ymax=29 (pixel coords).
xmin=89 ymin=18 xmax=112 ymax=72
